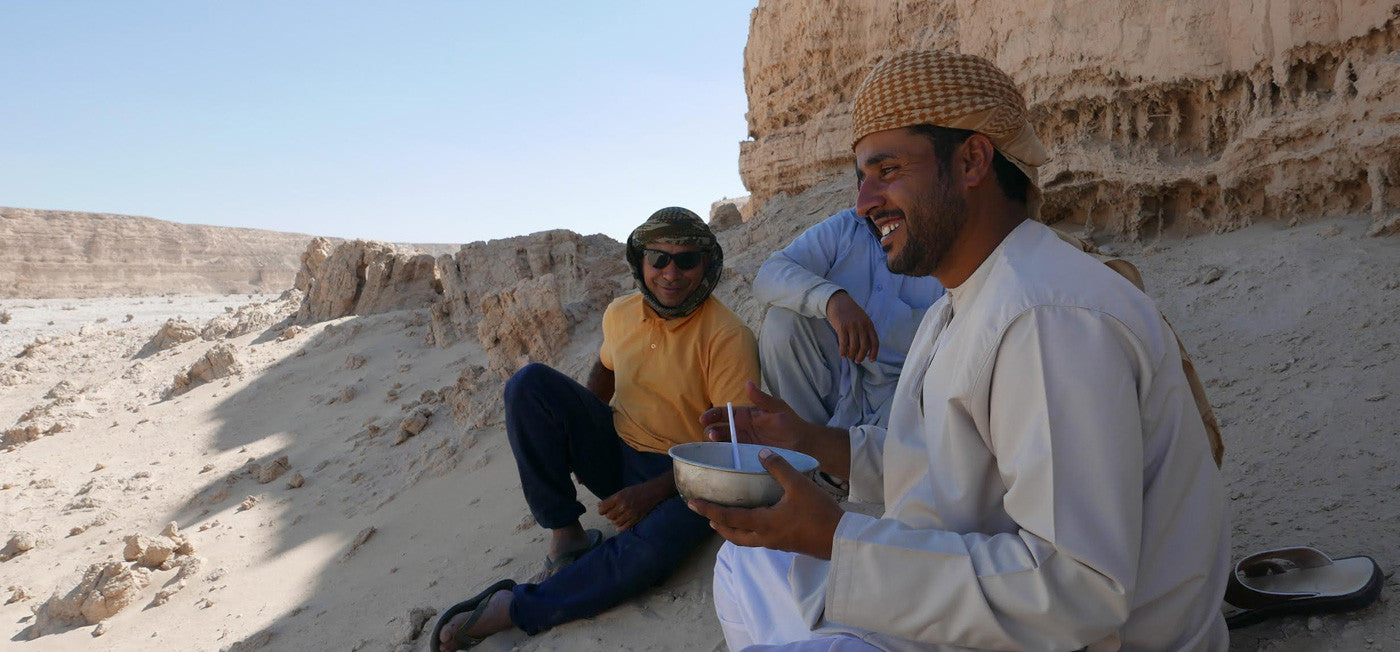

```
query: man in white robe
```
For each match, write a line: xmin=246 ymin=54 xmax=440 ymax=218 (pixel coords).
xmin=689 ymin=50 xmax=1230 ymax=651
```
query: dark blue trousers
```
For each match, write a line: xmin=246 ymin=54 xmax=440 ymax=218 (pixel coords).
xmin=502 ymin=363 xmax=713 ymax=635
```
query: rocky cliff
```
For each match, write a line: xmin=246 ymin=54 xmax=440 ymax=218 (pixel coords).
xmin=0 ymin=208 xmax=316 ymax=298
xmin=291 ymin=232 xmax=630 ymax=377
xmin=740 ymin=0 xmax=1400 ymax=237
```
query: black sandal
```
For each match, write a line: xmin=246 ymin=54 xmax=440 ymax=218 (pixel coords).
xmin=429 ymin=579 xmax=517 ymax=651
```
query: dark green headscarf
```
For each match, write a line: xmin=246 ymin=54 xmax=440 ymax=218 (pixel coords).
xmin=625 ymin=207 xmax=723 ymax=319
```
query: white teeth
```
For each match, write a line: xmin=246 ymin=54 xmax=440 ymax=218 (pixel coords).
xmin=880 ymin=222 xmax=901 ymax=237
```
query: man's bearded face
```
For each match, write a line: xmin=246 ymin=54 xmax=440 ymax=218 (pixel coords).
xmin=855 ymin=128 xmax=968 ymax=278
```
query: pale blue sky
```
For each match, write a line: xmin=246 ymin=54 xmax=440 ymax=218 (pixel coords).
xmin=0 ymin=1 xmax=758 ymax=244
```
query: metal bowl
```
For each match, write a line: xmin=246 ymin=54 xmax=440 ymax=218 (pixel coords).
xmin=669 ymin=441 xmax=819 ymax=508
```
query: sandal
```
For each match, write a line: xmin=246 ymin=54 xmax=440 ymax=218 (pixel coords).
xmin=429 ymin=578 xmax=517 ymax=651
xmin=1223 ymin=546 xmax=1382 ymax=629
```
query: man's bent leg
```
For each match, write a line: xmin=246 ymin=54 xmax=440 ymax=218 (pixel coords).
xmin=760 ymin=307 xmax=842 ymax=425
xmin=509 ymin=451 xmax=713 ymax=634
xmin=714 ymin=541 xmax=831 ymax=648
xmin=504 ymin=363 xmax=625 ymax=529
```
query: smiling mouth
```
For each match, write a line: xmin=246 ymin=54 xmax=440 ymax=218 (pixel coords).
xmin=879 ymin=222 xmax=901 ymax=237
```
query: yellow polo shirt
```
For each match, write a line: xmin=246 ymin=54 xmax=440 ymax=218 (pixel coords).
xmin=599 ymin=292 xmax=760 ymax=454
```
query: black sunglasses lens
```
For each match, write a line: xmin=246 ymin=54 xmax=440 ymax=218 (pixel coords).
xmin=643 ymin=250 xmax=670 ymax=269
xmin=644 ymin=249 xmax=703 ymax=271
xmin=670 ymin=252 xmax=702 ymax=270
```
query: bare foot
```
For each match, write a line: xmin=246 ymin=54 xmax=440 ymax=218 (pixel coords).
xmin=438 ymin=590 xmax=513 ymax=651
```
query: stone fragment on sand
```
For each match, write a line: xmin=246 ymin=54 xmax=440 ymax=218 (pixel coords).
xmin=167 ymin=343 xmax=243 ymax=397
xmin=200 ymin=463 xmax=216 ymax=473
xmin=397 ymin=412 xmax=429 ymax=444
xmin=238 ymin=495 xmax=259 ymax=511
xmin=123 ymin=534 xmax=151 ymax=562
xmin=343 ymin=354 xmax=366 ymax=370
xmin=150 ymin=579 xmax=187 ymax=607
xmin=341 ymin=526 xmax=377 ymax=561
xmin=31 ymin=561 xmax=151 ymax=633
xmin=6 ymin=585 xmax=30 ymax=604
xmin=395 ymin=605 xmax=439 ymax=646
xmin=141 ymin=319 xmax=200 ymax=355
xmin=92 ymin=462 xmax=105 ymax=472
xmin=256 ymin=456 xmax=290 ymax=484
xmin=2 ymin=532 xmax=37 ymax=560
xmin=69 ymin=525 xmax=86 ymax=536
xmin=225 ymin=628 xmax=276 ymax=651
xmin=140 ymin=540 xmax=175 ymax=568
xmin=286 ymin=472 xmax=306 ymax=489
xmin=2 ymin=424 xmax=41 ymax=446
xmin=92 ymin=621 xmax=109 ymax=637
xmin=337 ymin=386 xmax=357 ymax=403
xmin=277 ymin=325 xmax=304 ymax=341
xmin=45 ymin=379 xmax=83 ymax=400
xmin=1195 ymin=266 xmax=1224 ymax=285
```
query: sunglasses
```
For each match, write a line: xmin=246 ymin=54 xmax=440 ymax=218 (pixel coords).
xmin=642 ymin=248 xmax=705 ymax=271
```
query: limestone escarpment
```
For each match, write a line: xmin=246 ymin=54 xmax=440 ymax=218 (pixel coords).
xmin=0 ymin=208 xmax=317 ymax=298
xmin=740 ymin=0 xmax=1400 ymax=237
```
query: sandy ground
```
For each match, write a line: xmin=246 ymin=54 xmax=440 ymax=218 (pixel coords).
xmin=0 ymin=295 xmax=281 ymax=359
xmin=0 ymin=215 xmax=1396 ymax=651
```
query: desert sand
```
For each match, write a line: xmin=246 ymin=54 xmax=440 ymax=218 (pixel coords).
xmin=1 ymin=211 xmax=1396 ymax=651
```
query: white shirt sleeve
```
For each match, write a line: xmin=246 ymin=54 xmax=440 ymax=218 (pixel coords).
xmin=753 ymin=213 xmax=852 ymax=319
xmin=825 ymin=306 xmax=1155 ymax=649
xmin=845 ymin=424 xmax=886 ymax=504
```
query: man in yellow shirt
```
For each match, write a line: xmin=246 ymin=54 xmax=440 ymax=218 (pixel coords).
xmin=433 ymin=207 xmax=760 ymax=651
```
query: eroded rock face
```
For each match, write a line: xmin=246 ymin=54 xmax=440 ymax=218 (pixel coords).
xmin=293 ymin=239 xmax=442 ymax=324
xmin=740 ymin=0 xmax=1400 ymax=236
xmin=430 ymin=230 xmax=625 ymax=346
xmin=293 ymin=229 xmax=628 ymax=351
xmin=476 ymin=275 xmax=575 ymax=378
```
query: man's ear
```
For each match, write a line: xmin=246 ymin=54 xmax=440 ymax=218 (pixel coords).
xmin=958 ymin=134 xmax=996 ymax=190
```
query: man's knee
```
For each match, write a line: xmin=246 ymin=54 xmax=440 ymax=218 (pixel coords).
xmin=761 ymin=306 xmax=805 ymax=343
xmin=504 ymin=362 xmax=557 ymax=405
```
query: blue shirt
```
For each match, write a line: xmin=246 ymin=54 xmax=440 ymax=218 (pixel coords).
xmin=753 ymin=208 xmax=945 ymax=423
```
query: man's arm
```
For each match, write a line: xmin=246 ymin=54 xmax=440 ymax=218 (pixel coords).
xmin=586 ymin=358 xmax=614 ymax=403
xmin=752 ymin=211 xmax=853 ymax=317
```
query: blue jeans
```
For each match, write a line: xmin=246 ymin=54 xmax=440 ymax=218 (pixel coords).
xmin=502 ymin=363 xmax=713 ymax=635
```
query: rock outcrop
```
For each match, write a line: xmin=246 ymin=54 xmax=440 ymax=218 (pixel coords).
xmin=293 ymin=230 xmax=627 ymax=353
xmin=294 ymin=238 xmax=441 ymax=323
xmin=429 ymin=230 xmax=626 ymax=346
xmin=739 ymin=0 xmax=1400 ymax=237
xmin=476 ymin=275 xmax=575 ymax=378
xmin=167 ymin=343 xmax=243 ymax=397
xmin=0 ymin=207 xmax=315 ymax=298
xmin=29 ymin=561 xmax=150 ymax=634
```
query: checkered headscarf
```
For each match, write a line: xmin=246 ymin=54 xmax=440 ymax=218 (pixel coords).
xmin=625 ymin=207 xmax=723 ymax=319
xmin=852 ymin=50 xmax=1049 ymax=214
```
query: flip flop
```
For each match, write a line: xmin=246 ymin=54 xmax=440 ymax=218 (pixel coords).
xmin=529 ymin=528 xmax=604 ymax=583
xmin=1223 ymin=546 xmax=1383 ymax=629
xmin=429 ymin=578 xmax=517 ymax=652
